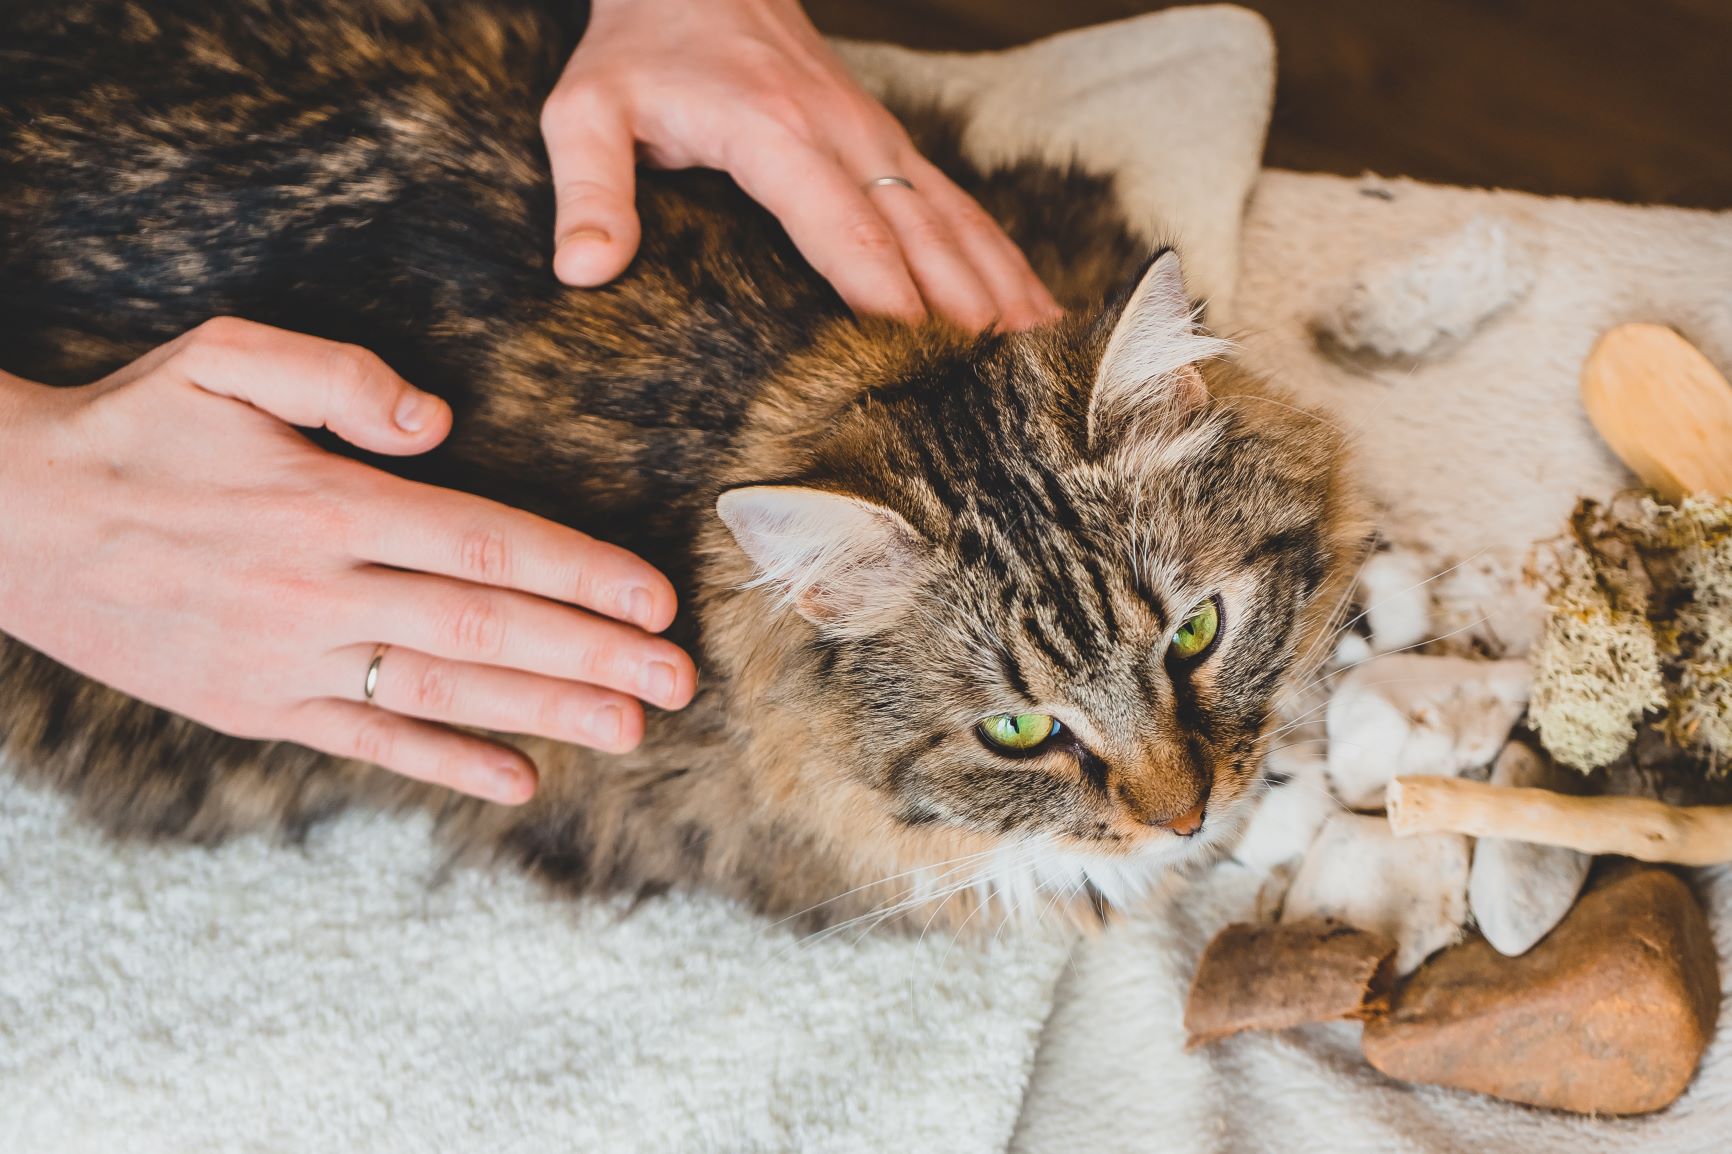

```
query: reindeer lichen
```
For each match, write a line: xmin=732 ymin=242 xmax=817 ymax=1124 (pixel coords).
xmin=1528 ymin=495 xmax=1732 ymax=779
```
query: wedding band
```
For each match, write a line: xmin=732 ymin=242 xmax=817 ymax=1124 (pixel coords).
xmin=363 ymin=645 xmax=388 ymax=704
xmin=864 ymin=175 xmax=915 ymax=193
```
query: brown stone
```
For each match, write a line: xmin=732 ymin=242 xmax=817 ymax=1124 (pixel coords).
xmin=1362 ymin=861 xmax=1721 ymax=1114
xmin=1185 ymin=919 xmax=1398 ymax=1048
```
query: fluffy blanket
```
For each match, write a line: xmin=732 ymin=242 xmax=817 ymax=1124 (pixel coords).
xmin=0 ymin=9 xmax=1277 ymax=1152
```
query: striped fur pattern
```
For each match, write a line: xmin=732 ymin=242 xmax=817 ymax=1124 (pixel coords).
xmin=0 ymin=0 xmax=1370 ymax=931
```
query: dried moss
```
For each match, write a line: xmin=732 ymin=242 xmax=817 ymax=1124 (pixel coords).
xmin=1528 ymin=495 xmax=1732 ymax=780
xmin=1667 ymin=498 xmax=1732 ymax=775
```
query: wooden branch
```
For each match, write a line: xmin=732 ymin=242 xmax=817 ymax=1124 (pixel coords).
xmin=1386 ymin=776 xmax=1732 ymax=866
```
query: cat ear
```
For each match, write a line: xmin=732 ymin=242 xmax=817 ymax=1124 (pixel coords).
xmin=1087 ymin=249 xmax=1230 ymax=449
xmin=716 ymin=485 xmax=925 ymax=634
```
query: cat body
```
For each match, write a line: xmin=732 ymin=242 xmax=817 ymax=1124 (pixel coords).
xmin=0 ymin=0 xmax=1369 ymax=930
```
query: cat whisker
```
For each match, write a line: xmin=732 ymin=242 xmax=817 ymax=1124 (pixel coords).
xmin=763 ymin=845 xmax=1002 ymax=933
xmin=1287 ymin=537 xmax=1384 ymax=686
xmin=1225 ymin=390 xmax=1352 ymax=437
xmin=913 ymin=896 xmax=993 ymax=1009
xmin=1262 ymin=737 xmax=1330 ymax=752
xmin=1244 ymin=764 xmax=1365 ymax=822
xmin=1260 ymin=700 xmax=1332 ymax=741
xmin=1284 ymin=549 xmax=1491 ymax=699
xmin=782 ymin=850 xmax=1012 ymax=957
xmin=1028 ymin=869 xmax=1084 ymax=936
xmin=1282 ymin=611 xmax=1494 ymax=705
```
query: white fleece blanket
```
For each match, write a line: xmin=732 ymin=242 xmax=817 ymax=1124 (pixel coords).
xmin=0 ymin=780 xmax=1069 ymax=1154
xmin=1012 ymin=174 xmax=1732 ymax=1153
xmin=0 ymin=10 xmax=1278 ymax=1153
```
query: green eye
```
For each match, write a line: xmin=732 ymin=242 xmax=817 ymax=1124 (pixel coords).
xmin=1169 ymin=599 xmax=1221 ymax=660
xmin=978 ymin=713 xmax=1059 ymax=752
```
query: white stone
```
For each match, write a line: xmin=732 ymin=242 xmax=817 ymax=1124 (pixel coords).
xmin=1332 ymin=632 xmax=1374 ymax=669
xmin=1468 ymin=742 xmax=1593 ymax=957
xmin=1325 ymin=653 xmax=1531 ymax=808
xmin=1283 ymin=812 xmax=1471 ymax=975
xmin=1357 ymin=550 xmax=1434 ymax=655
xmin=1233 ymin=746 xmax=1338 ymax=874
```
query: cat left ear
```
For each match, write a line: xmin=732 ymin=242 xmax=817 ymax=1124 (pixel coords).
xmin=716 ymin=485 xmax=926 ymax=635
xmin=1087 ymin=249 xmax=1229 ymax=450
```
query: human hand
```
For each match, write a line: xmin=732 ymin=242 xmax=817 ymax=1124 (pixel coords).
xmin=541 ymin=0 xmax=1060 ymax=331
xmin=0 ymin=319 xmax=696 ymax=803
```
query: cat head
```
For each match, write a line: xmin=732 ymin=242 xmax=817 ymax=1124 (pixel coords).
xmin=716 ymin=250 xmax=1370 ymax=903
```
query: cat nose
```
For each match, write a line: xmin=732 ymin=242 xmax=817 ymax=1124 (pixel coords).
xmin=1156 ymin=801 xmax=1206 ymax=837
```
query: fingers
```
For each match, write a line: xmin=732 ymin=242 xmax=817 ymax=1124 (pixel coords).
xmin=727 ymin=125 xmax=1059 ymax=333
xmin=542 ymin=84 xmax=641 ymax=286
xmin=291 ymin=697 xmax=538 ymax=804
xmin=351 ymin=476 xmax=678 ymax=633
xmin=170 ymin=317 xmax=451 ymax=455
xmin=351 ymin=569 xmax=697 ymax=712
xmin=857 ymin=175 xmax=998 ymax=333
xmin=902 ymin=153 xmax=1062 ymax=330
xmin=725 ymin=129 xmax=926 ymax=323
xmin=335 ymin=644 xmax=646 ymax=754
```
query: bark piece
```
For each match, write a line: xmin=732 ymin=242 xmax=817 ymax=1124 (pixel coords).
xmin=1184 ymin=919 xmax=1398 ymax=1048
xmin=1362 ymin=862 xmax=1720 ymax=1115
xmin=1283 ymin=812 xmax=1471 ymax=975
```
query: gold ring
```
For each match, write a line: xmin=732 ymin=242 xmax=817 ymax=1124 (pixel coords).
xmin=864 ymin=175 xmax=915 ymax=193
xmin=364 ymin=645 xmax=388 ymax=704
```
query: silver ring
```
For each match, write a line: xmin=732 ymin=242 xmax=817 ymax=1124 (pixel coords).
xmin=363 ymin=645 xmax=388 ymax=704
xmin=864 ymin=175 xmax=915 ymax=193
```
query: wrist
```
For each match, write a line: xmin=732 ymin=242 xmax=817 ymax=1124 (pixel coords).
xmin=0 ymin=368 xmax=54 ymax=452
xmin=0 ymin=369 xmax=62 ymax=620
xmin=0 ymin=377 xmax=24 ymax=626
xmin=0 ymin=369 xmax=37 ymax=459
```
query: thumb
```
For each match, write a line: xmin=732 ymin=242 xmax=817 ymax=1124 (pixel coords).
xmin=542 ymin=85 xmax=641 ymax=286
xmin=174 ymin=318 xmax=450 ymax=456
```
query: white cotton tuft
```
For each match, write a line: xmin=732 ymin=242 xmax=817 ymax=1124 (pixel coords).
xmin=1313 ymin=214 xmax=1537 ymax=359
xmin=1324 ymin=653 xmax=1531 ymax=809
xmin=1356 ymin=549 xmax=1434 ymax=654
xmin=1232 ymin=745 xmax=1336 ymax=875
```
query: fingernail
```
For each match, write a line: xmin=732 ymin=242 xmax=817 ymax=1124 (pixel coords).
xmin=469 ymin=760 xmax=532 ymax=805
xmin=394 ymin=391 xmax=438 ymax=433
xmin=566 ymin=226 xmax=610 ymax=245
xmin=627 ymin=587 xmax=657 ymax=630
xmin=587 ymin=704 xmax=624 ymax=747
xmin=639 ymin=660 xmax=678 ymax=706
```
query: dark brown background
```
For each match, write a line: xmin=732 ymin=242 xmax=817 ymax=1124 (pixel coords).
xmin=808 ymin=0 xmax=1732 ymax=208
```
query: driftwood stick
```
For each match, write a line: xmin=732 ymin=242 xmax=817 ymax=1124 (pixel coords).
xmin=1386 ymin=777 xmax=1732 ymax=866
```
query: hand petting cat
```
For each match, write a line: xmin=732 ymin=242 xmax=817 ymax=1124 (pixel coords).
xmin=543 ymin=0 xmax=1061 ymax=331
xmin=0 ymin=321 xmax=695 ymax=805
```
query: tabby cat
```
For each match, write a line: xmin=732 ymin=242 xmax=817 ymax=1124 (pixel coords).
xmin=0 ymin=0 xmax=1369 ymax=930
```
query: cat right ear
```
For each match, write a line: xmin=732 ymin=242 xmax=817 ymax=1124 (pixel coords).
xmin=1087 ymin=249 xmax=1230 ymax=450
xmin=715 ymin=485 xmax=926 ymax=635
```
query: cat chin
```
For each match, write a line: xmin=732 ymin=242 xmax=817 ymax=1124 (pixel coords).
xmin=960 ymin=801 xmax=1253 ymax=926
